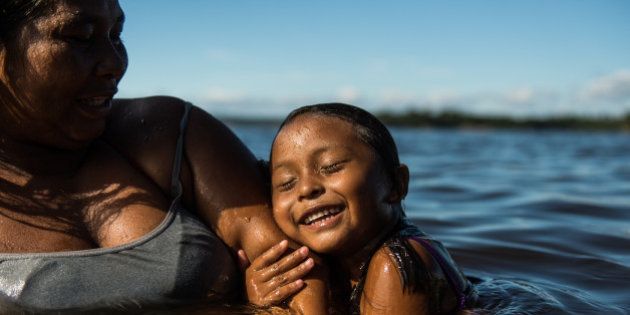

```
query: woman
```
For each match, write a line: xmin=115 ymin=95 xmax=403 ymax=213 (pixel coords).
xmin=0 ymin=0 xmax=325 ymax=313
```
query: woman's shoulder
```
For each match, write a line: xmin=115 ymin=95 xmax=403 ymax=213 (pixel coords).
xmin=106 ymin=96 xmax=230 ymax=145
xmin=108 ymin=96 xmax=190 ymax=134
xmin=102 ymin=96 xmax=262 ymax=208
xmin=102 ymin=96 xmax=200 ymax=195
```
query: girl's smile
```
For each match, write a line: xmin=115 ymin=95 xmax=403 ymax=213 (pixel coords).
xmin=271 ymin=114 xmax=400 ymax=256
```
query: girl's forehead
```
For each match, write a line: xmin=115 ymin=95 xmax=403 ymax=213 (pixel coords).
xmin=271 ymin=114 xmax=378 ymax=164
xmin=276 ymin=114 xmax=356 ymax=144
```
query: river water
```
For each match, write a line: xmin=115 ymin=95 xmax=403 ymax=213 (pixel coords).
xmin=231 ymin=124 xmax=630 ymax=315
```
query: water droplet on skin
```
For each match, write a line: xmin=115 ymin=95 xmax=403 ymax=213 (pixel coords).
xmin=140 ymin=118 xmax=145 ymax=125
xmin=243 ymin=217 xmax=251 ymax=223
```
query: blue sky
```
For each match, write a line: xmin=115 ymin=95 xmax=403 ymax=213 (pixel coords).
xmin=117 ymin=0 xmax=630 ymax=118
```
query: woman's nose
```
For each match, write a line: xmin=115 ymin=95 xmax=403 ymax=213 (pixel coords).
xmin=298 ymin=176 xmax=324 ymax=201
xmin=95 ymin=39 xmax=127 ymax=80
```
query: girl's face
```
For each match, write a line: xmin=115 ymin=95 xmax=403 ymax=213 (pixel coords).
xmin=0 ymin=0 xmax=127 ymax=149
xmin=271 ymin=114 xmax=399 ymax=256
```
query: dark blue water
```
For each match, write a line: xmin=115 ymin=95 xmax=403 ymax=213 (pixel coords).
xmin=231 ymin=124 xmax=630 ymax=315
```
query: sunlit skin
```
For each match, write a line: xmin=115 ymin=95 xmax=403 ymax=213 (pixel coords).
xmin=0 ymin=0 xmax=126 ymax=150
xmin=0 ymin=0 xmax=327 ymax=312
xmin=270 ymin=115 xmax=399 ymax=268
xmin=245 ymin=114 xmax=463 ymax=314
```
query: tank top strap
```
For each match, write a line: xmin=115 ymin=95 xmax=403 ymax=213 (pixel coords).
xmin=170 ymin=102 xmax=192 ymax=199
xmin=410 ymin=236 xmax=467 ymax=311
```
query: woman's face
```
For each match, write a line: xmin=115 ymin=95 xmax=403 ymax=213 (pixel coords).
xmin=0 ymin=0 xmax=127 ymax=149
xmin=271 ymin=115 xmax=398 ymax=256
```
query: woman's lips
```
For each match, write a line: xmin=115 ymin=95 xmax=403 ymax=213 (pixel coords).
xmin=75 ymin=97 xmax=113 ymax=119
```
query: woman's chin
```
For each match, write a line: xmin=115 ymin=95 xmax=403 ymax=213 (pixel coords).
xmin=63 ymin=123 xmax=106 ymax=148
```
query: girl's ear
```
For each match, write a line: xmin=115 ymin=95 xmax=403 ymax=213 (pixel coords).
xmin=387 ymin=164 xmax=409 ymax=203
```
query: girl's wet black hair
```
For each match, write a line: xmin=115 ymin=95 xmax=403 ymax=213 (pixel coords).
xmin=275 ymin=103 xmax=402 ymax=194
xmin=274 ymin=103 xmax=439 ymax=313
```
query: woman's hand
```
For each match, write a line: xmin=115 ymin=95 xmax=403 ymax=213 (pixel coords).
xmin=238 ymin=240 xmax=315 ymax=307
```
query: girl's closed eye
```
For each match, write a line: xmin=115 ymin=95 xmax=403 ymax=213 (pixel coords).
xmin=276 ymin=177 xmax=297 ymax=191
xmin=320 ymin=160 xmax=348 ymax=175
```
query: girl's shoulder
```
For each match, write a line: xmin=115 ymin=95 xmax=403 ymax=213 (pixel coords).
xmin=361 ymin=221 xmax=470 ymax=313
xmin=359 ymin=245 xmax=427 ymax=313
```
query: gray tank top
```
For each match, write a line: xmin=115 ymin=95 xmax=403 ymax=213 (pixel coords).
xmin=0 ymin=103 xmax=240 ymax=312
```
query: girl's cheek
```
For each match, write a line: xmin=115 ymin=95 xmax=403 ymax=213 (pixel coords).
xmin=272 ymin=198 xmax=292 ymax=226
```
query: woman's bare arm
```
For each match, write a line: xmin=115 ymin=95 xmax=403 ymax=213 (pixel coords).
xmin=105 ymin=97 xmax=328 ymax=313
xmin=184 ymin=105 xmax=328 ymax=313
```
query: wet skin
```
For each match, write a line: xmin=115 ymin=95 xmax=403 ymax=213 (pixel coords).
xmin=0 ymin=0 xmax=126 ymax=150
xmin=270 ymin=114 xmax=400 ymax=261
xmin=265 ymin=114 xmax=457 ymax=314
xmin=0 ymin=0 xmax=327 ymax=312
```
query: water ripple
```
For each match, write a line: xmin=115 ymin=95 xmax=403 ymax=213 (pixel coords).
xmin=234 ymin=126 xmax=630 ymax=314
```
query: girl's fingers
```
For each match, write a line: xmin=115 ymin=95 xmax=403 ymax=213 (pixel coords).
xmin=263 ymin=279 xmax=305 ymax=306
xmin=258 ymin=246 xmax=310 ymax=280
xmin=267 ymin=258 xmax=314 ymax=287
xmin=250 ymin=239 xmax=289 ymax=271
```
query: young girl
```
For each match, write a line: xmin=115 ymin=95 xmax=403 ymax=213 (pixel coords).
xmin=240 ymin=103 xmax=474 ymax=314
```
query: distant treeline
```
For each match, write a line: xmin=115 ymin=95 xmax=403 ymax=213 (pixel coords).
xmin=223 ymin=111 xmax=630 ymax=131
xmin=376 ymin=111 xmax=630 ymax=131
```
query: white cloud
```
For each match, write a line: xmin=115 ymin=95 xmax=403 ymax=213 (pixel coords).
xmin=504 ymin=87 xmax=534 ymax=104
xmin=580 ymin=70 xmax=630 ymax=103
xmin=425 ymin=90 xmax=461 ymax=107
xmin=206 ymin=49 xmax=239 ymax=62
xmin=336 ymin=86 xmax=360 ymax=103
xmin=191 ymin=70 xmax=630 ymax=118
xmin=203 ymin=87 xmax=247 ymax=103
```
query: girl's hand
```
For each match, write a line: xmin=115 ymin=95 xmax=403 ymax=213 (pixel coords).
xmin=238 ymin=240 xmax=315 ymax=306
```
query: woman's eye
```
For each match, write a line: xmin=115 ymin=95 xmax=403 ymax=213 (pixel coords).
xmin=63 ymin=32 xmax=93 ymax=44
xmin=111 ymin=28 xmax=124 ymax=45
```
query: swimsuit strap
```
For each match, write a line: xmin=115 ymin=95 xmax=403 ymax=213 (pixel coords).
xmin=411 ymin=236 xmax=467 ymax=311
xmin=170 ymin=102 xmax=192 ymax=199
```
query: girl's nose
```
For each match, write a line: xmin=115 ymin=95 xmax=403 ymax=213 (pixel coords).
xmin=298 ymin=176 xmax=324 ymax=201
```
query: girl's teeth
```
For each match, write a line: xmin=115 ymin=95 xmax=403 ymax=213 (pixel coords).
xmin=304 ymin=207 xmax=342 ymax=225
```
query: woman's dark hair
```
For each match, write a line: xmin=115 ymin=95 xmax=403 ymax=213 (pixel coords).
xmin=0 ymin=0 xmax=52 ymax=42
xmin=1 ymin=0 xmax=53 ymax=103
xmin=275 ymin=102 xmax=402 ymax=193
